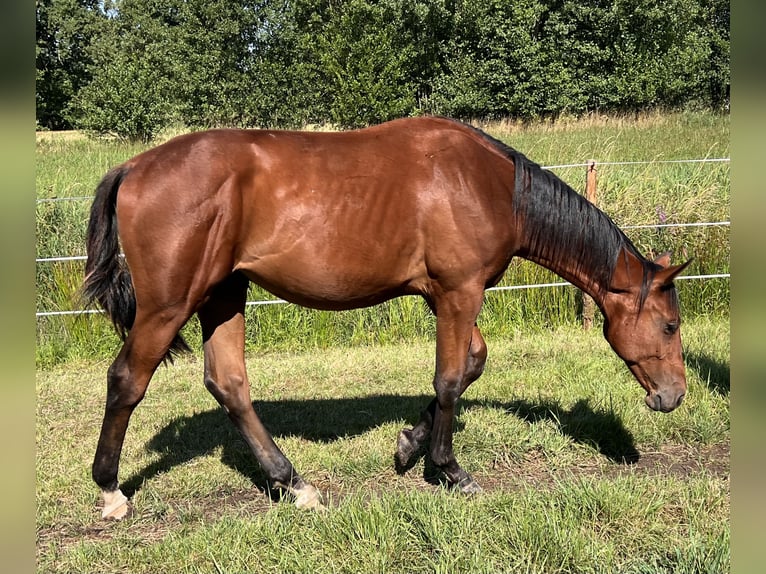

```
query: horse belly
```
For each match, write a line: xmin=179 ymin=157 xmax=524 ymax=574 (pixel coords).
xmin=235 ymin=242 xmax=423 ymax=311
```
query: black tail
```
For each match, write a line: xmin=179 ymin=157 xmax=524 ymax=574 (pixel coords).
xmin=83 ymin=166 xmax=190 ymax=360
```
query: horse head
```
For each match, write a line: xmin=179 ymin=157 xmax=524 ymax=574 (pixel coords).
xmin=601 ymin=249 xmax=692 ymax=412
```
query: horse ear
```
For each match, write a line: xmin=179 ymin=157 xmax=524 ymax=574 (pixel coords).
xmin=656 ymin=259 xmax=693 ymax=286
xmin=653 ymin=251 xmax=672 ymax=268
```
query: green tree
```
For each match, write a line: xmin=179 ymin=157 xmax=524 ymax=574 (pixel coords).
xmin=71 ymin=1 xmax=181 ymax=141
xmin=44 ymin=0 xmax=728 ymax=135
xmin=317 ymin=0 xmax=417 ymax=127
xmin=428 ymin=0 xmax=553 ymax=119
xmin=36 ymin=0 xmax=102 ymax=130
xmin=608 ymin=0 xmax=707 ymax=108
xmin=170 ymin=1 xmax=261 ymax=128
xmin=428 ymin=0 xmax=728 ymax=120
xmin=71 ymin=0 xmax=264 ymax=139
xmin=703 ymin=0 xmax=730 ymax=109
xmin=237 ymin=0 xmax=329 ymax=128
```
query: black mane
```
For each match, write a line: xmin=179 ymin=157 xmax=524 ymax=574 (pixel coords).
xmin=459 ymin=120 xmax=655 ymax=303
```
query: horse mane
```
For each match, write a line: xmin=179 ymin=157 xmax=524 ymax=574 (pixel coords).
xmin=454 ymin=119 xmax=656 ymax=305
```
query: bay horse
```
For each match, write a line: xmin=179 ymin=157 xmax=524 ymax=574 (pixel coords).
xmin=84 ymin=116 xmax=690 ymax=519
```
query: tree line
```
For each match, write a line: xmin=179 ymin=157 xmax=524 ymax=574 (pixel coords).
xmin=37 ymin=0 xmax=729 ymax=141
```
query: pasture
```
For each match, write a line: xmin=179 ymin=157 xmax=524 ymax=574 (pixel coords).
xmin=37 ymin=318 xmax=729 ymax=573
xmin=36 ymin=112 xmax=729 ymax=573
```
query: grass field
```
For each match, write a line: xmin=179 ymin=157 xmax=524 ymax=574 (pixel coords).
xmin=36 ymin=316 xmax=729 ymax=573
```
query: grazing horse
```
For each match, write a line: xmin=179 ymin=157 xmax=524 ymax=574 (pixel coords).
xmin=84 ymin=116 xmax=690 ymax=519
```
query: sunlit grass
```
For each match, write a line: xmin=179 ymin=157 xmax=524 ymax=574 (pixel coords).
xmin=37 ymin=317 xmax=728 ymax=573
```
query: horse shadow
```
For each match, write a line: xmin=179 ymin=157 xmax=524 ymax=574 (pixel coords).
xmin=684 ymin=350 xmax=730 ymax=395
xmin=120 ymin=392 xmax=640 ymax=497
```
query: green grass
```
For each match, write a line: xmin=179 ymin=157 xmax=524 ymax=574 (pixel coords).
xmin=36 ymin=316 xmax=729 ymax=573
xmin=35 ymin=111 xmax=729 ymax=366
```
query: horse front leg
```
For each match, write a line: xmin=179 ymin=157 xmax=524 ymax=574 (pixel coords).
xmin=397 ymin=289 xmax=486 ymax=493
xmin=396 ymin=324 xmax=487 ymax=472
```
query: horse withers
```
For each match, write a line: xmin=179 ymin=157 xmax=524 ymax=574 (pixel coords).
xmin=84 ymin=117 xmax=690 ymax=519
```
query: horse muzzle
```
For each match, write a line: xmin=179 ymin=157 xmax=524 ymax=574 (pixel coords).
xmin=645 ymin=389 xmax=685 ymax=413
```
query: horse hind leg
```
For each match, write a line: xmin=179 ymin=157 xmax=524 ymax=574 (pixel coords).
xmin=198 ymin=274 xmax=322 ymax=509
xmin=93 ymin=309 xmax=191 ymax=519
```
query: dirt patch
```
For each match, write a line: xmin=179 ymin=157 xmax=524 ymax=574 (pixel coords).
xmin=475 ymin=440 xmax=729 ymax=494
xmin=622 ymin=441 xmax=729 ymax=478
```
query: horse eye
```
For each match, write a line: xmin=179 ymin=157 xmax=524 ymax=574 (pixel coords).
xmin=664 ymin=321 xmax=679 ymax=335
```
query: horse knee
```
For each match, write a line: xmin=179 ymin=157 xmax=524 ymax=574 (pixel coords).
xmin=433 ymin=372 xmax=462 ymax=405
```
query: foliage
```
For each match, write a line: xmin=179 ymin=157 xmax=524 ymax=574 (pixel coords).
xmin=37 ymin=0 xmax=730 ymax=140
xmin=316 ymin=0 xmax=416 ymax=127
xmin=428 ymin=0 xmax=730 ymax=119
xmin=36 ymin=0 xmax=102 ymax=130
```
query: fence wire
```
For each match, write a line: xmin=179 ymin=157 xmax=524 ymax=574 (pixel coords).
xmin=34 ymin=221 xmax=731 ymax=264
xmin=36 ymin=273 xmax=731 ymax=318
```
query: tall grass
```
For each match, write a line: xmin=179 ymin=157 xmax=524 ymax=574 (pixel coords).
xmin=35 ymin=111 xmax=729 ymax=366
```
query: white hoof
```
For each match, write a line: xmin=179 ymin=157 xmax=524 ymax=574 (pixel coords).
xmin=101 ymin=488 xmax=130 ymax=520
xmin=293 ymin=484 xmax=323 ymax=510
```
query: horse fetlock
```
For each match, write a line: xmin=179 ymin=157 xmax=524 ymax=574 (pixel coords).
xmin=101 ymin=488 xmax=130 ymax=520
xmin=441 ymin=465 xmax=482 ymax=495
xmin=455 ymin=473 xmax=483 ymax=495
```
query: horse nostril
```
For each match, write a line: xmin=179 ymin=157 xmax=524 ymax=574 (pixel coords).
xmin=653 ymin=394 xmax=662 ymax=411
xmin=675 ymin=393 xmax=685 ymax=408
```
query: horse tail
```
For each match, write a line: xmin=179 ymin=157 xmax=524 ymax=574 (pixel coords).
xmin=83 ymin=166 xmax=190 ymax=360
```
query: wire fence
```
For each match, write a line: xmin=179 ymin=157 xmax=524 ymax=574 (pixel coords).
xmin=35 ymin=272 xmax=732 ymax=318
xmin=36 ymin=156 xmax=730 ymax=318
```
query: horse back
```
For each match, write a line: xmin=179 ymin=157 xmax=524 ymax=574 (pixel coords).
xmin=114 ymin=118 xmax=519 ymax=309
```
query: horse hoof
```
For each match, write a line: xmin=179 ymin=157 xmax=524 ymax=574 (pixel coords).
xmin=456 ymin=476 xmax=483 ymax=495
xmin=101 ymin=489 xmax=130 ymax=520
xmin=395 ymin=429 xmax=418 ymax=468
xmin=293 ymin=484 xmax=324 ymax=510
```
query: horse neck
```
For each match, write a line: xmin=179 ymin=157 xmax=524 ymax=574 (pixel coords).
xmin=512 ymin=164 xmax=633 ymax=307
xmin=521 ymin=246 xmax=610 ymax=306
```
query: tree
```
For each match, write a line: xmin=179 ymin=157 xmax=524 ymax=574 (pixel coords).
xmin=236 ymin=0 xmax=330 ymax=128
xmin=71 ymin=0 xmax=263 ymax=140
xmin=70 ymin=1 xmax=181 ymax=141
xmin=427 ymin=0 xmax=729 ymax=120
xmin=41 ymin=0 xmax=729 ymax=135
xmin=317 ymin=0 xmax=418 ymax=127
xmin=170 ymin=1 xmax=262 ymax=128
xmin=36 ymin=0 xmax=102 ymax=130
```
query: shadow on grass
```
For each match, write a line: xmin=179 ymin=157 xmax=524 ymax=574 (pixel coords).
xmin=684 ymin=351 xmax=730 ymax=395
xmin=499 ymin=398 xmax=640 ymax=463
xmin=121 ymin=394 xmax=639 ymax=497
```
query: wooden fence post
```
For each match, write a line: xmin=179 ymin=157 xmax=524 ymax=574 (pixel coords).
xmin=582 ymin=160 xmax=597 ymax=330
